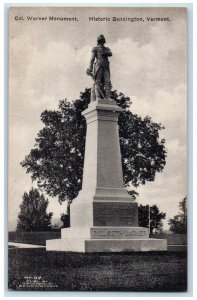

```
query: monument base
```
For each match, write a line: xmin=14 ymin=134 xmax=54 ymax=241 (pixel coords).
xmin=46 ymin=238 xmax=167 ymax=252
xmin=46 ymin=226 xmax=167 ymax=252
xmin=85 ymin=239 xmax=167 ymax=252
xmin=45 ymin=99 xmax=167 ymax=253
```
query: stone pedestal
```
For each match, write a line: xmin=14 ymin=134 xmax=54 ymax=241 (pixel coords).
xmin=46 ymin=99 xmax=167 ymax=252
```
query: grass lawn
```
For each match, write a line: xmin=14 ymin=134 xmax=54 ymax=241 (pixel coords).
xmin=8 ymin=248 xmax=187 ymax=292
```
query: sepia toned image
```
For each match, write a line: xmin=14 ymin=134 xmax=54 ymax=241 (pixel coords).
xmin=8 ymin=6 xmax=187 ymax=292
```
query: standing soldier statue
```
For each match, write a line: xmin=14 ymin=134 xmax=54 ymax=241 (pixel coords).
xmin=86 ymin=34 xmax=112 ymax=101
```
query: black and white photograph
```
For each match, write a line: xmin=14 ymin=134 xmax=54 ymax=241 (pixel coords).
xmin=8 ymin=6 xmax=188 ymax=292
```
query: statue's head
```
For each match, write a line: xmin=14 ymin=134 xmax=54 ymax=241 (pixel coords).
xmin=97 ymin=34 xmax=106 ymax=45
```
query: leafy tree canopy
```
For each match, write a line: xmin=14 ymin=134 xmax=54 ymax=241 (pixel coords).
xmin=168 ymin=196 xmax=187 ymax=234
xmin=16 ymin=187 xmax=53 ymax=231
xmin=21 ymin=89 xmax=167 ymax=204
xmin=138 ymin=204 xmax=166 ymax=234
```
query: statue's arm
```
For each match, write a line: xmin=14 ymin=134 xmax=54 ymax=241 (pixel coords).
xmin=103 ymin=47 xmax=112 ymax=57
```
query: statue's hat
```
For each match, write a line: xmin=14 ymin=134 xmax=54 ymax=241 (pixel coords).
xmin=97 ymin=34 xmax=106 ymax=44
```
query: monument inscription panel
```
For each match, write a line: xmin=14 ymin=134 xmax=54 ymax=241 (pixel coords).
xmin=93 ymin=202 xmax=138 ymax=226
xmin=90 ymin=227 xmax=149 ymax=239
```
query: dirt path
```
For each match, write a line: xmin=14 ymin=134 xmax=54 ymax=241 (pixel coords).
xmin=8 ymin=242 xmax=45 ymax=248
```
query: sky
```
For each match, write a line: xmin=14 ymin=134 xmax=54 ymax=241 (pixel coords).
xmin=9 ymin=7 xmax=187 ymax=230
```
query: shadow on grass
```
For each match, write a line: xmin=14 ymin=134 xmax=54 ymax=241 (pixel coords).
xmin=8 ymin=248 xmax=187 ymax=292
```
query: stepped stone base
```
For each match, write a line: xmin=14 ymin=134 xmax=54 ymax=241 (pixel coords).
xmin=60 ymin=226 xmax=149 ymax=239
xmin=85 ymin=239 xmax=167 ymax=252
xmin=46 ymin=238 xmax=86 ymax=252
xmin=46 ymin=226 xmax=167 ymax=252
xmin=46 ymin=237 xmax=167 ymax=252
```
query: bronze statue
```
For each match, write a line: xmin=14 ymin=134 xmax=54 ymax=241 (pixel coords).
xmin=86 ymin=35 xmax=112 ymax=101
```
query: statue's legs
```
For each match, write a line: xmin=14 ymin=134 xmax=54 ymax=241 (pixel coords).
xmin=95 ymin=68 xmax=104 ymax=99
xmin=103 ymin=68 xmax=112 ymax=99
xmin=95 ymin=81 xmax=103 ymax=99
xmin=95 ymin=67 xmax=112 ymax=100
xmin=105 ymin=81 xmax=112 ymax=99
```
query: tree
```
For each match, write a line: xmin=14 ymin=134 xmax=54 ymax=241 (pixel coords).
xmin=61 ymin=213 xmax=70 ymax=228
xmin=16 ymin=188 xmax=53 ymax=231
xmin=168 ymin=196 xmax=187 ymax=234
xmin=138 ymin=204 xmax=166 ymax=234
xmin=21 ymin=89 xmax=167 ymax=207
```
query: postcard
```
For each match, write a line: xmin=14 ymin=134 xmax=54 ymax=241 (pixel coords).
xmin=8 ymin=6 xmax=187 ymax=292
